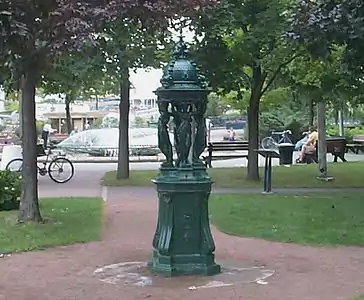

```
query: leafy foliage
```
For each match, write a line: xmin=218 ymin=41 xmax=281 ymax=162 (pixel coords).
xmin=206 ymin=93 xmax=229 ymax=116
xmin=326 ymin=125 xmax=364 ymax=143
xmin=41 ymin=48 xmax=102 ymax=95
xmin=194 ymin=0 xmax=300 ymax=94
xmin=0 ymin=170 xmax=21 ymax=211
xmin=192 ymin=0 xmax=303 ymax=179
xmin=0 ymin=0 xmax=220 ymax=220
xmin=134 ymin=116 xmax=146 ymax=127
xmin=290 ymin=0 xmax=364 ymax=68
xmin=284 ymin=45 xmax=364 ymax=114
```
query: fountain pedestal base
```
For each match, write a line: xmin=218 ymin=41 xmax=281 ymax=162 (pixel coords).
xmin=149 ymin=168 xmax=220 ymax=277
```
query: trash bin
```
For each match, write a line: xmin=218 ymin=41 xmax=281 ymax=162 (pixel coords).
xmin=278 ymin=143 xmax=295 ymax=165
xmin=0 ymin=145 xmax=22 ymax=170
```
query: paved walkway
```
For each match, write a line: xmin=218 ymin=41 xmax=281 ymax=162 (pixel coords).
xmin=1 ymin=179 xmax=364 ymax=300
xmin=1 ymin=189 xmax=364 ymax=300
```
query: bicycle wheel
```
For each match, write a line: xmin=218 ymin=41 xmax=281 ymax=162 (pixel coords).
xmin=261 ymin=137 xmax=277 ymax=150
xmin=6 ymin=158 xmax=23 ymax=172
xmin=48 ymin=157 xmax=74 ymax=183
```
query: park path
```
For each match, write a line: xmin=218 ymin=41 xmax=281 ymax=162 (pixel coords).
xmin=1 ymin=187 xmax=364 ymax=300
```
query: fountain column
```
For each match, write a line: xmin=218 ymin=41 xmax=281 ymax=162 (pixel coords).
xmin=148 ymin=36 xmax=220 ymax=277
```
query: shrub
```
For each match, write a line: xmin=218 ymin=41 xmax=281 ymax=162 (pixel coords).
xmin=326 ymin=126 xmax=364 ymax=143
xmin=134 ymin=116 xmax=146 ymax=128
xmin=0 ymin=170 xmax=21 ymax=211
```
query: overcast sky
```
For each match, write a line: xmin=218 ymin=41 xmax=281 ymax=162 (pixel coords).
xmin=130 ymin=28 xmax=195 ymax=100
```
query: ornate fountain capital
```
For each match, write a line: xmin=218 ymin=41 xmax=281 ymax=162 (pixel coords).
xmin=157 ymin=35 xmax=209 ymax=93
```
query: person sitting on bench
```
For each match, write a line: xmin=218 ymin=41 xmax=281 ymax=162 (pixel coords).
xmin=297 ymin=129 xmax=318 ymax=163
xmin=295 ymin=130 xmax=310 ymax=150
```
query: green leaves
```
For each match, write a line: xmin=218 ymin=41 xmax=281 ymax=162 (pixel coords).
xmin=0 ymin=170 xmax=21 ymax=211
xmin=291 ymin=0 xmax=364 ymax=68
xmin=285 ymin=44 xmax=364 ymax=108
xmin=193 ymin=0 xmax=301 ymax=98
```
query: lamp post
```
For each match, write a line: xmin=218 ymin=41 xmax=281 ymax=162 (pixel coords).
xmin=148 ymin=36 xmax=220 ymax=277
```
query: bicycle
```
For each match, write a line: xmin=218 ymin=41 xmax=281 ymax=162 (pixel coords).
xmin=6 ymin=145 xmax=74 ymax=184
xmin=261 ymin=130 xmax=293 ymax=150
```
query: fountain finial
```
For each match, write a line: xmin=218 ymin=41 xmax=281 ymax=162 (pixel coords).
xmin=173 ymin=30 xmax=188 ymax=60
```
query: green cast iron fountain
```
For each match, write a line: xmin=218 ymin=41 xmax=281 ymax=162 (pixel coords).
xmin=148 ymin=35 xmax=221 ymax=276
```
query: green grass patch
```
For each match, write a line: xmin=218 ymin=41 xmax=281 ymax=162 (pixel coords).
xmin=209 ymin=193 xmax=364 ymax=246
xmin=0 ymin=197 xmax=103 ymax=253
xmin=102 ymin=162 xmax=364 ymax=188
xmin=351 ymin=295 xmax=364 ymax=300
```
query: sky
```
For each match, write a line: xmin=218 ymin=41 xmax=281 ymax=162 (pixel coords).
xmin=129 ymin=68 xmax=163 ymax=99
xmin=129 ymin=28 xmax=195 ymax=100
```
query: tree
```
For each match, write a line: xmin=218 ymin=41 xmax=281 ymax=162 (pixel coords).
xmin=41 ymin=49 xmax=106 ymax=134
xmin=0 ymin=2 xmax=106 ymax=222
xmin=205 ymin=93 xmax=229 ymax=116
xmin=291 ymin=0 xmax=364 ymax=70
xmin=193 ymin=0 xmax=302 ymax=180
xmin=81 ymin=73 xmax=119 ymax=110
xmin=0 ymin=0 xmax=218 ymax=221
xmin=98 ymin=3 xmax=217 ymax=180
xmin=96 ymin=19 xmax=170 ymax=179
xmin=285 ymin=46 xmax=362 ymax=177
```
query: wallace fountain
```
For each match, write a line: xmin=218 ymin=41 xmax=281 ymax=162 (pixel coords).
xmin=148 ymin=35 xmax=220 ymax=276
xmin=94 ymin=36 xmax=275 ymax=289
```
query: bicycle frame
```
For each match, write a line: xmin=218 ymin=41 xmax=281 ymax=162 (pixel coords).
xmin=270 ymin=130 xmax=292 ymax=144
xmin=37 ymin=147 xmax=61 ymax=174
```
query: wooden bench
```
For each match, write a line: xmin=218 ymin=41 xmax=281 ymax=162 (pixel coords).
xmin=305 ymin=137 xmax=347 ymax=163
xmin=202 ymin=141 xmax=249 ymax=168
xmin=346 ymin=134 xmax=364 ymax=154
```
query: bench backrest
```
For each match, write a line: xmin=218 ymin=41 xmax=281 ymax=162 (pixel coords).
xmin=353 ymin=134 xmax=364 ymax=142
xmin=208 ymin=141 xmax=249 ymax=151
xmin=315 ymin=138 xmax=346 ymax=153
xmin=326 ymin=138 xmax=346 ymax=152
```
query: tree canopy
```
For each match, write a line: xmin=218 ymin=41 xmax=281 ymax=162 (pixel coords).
xmin=0 ymin=0 xmax=219 ymax=222
xmin=192 ymin=0 xmax=302 ymax=179
xmin=291 ymin=0 xmax=364 ymax=68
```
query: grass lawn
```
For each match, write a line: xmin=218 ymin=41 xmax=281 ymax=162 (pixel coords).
xmin=0 ymin=197 xmax=103 ymax=253
xmin=102 ymin=162 xmax=364 ymax=188
xmin=209 ymin=193 xmax=364 ymax=246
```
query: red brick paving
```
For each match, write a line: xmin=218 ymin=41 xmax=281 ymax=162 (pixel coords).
xmin=1 ymin=191 xmax=364 ymax=300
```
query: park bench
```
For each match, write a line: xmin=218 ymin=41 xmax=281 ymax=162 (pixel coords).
xmin=130 ymin=146 xmax=160 ymax=161
xmin=202 ymin=141 xmax=249 ymax=168
xmin=346 ymin=134 xmax=364 ymax=154
xmin=305 ymin=137 xmax=347 ymax=163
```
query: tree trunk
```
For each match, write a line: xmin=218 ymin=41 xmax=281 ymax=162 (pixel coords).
xmin=338 ymin=109 xmax=344 ymax=136
xmin=18 ymin=89 xmax=23 ymax=139
xmin=247 ymin=66 xmax=263 ymax=181
xmin=65 ymin=94 xmax=72 ymax=134
xmin=95 ymin=94 xmax=99 ymax=111
xmin=333 ymin=109 xmax=339 ymax=125
xmin=247 ymin=97 xmax=260 ymax=181
xmin=116 ymin=68 xmax=130 ymax=179
xmin=317 ymin=101 xmax=327 ymax=178
xmin=308 ymin=98 xmax=314 ymax=127
xmin=18 ymin=72 xmax=42 ymax=222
